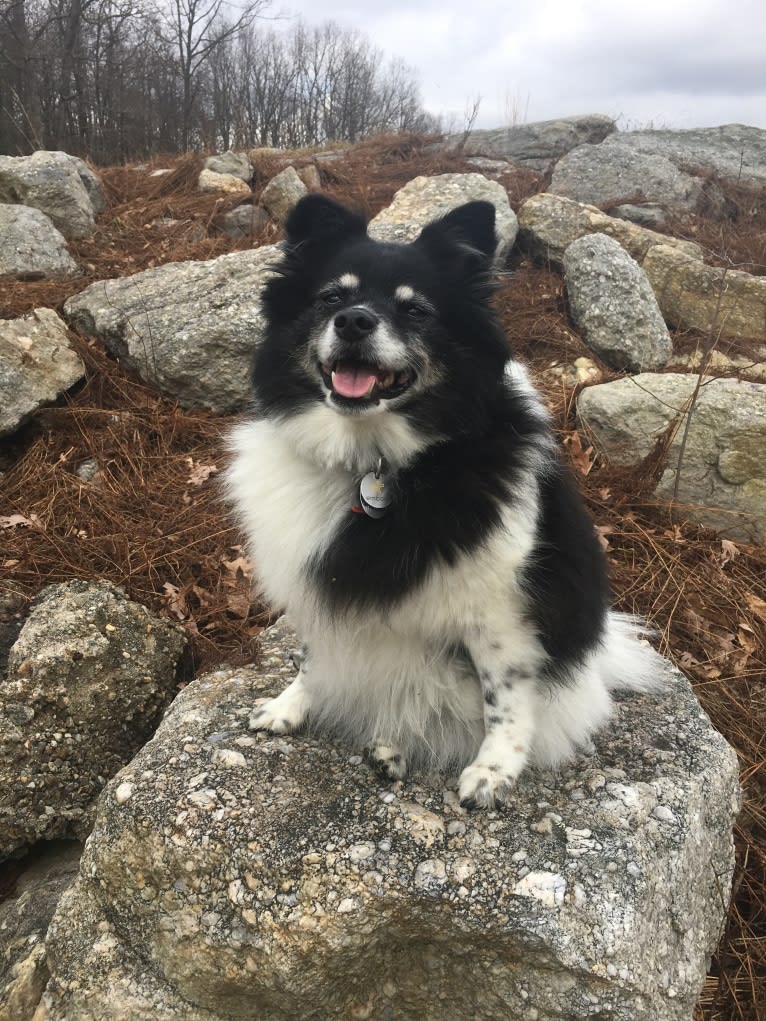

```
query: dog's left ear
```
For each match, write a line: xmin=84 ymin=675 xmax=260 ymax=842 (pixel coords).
xmin=284 ymin=195 xmax=367 ymax=247
xmin=416 ymin=201 xmax=497 ymax=262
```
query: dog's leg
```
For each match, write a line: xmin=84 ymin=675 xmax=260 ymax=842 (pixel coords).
xmin=369 ymin=743 xmax=408 ymax=781
xmin=251 ymin=645 xmax=311 ymax=734
xmin=458 ymin=636 xmax=540 ymax=809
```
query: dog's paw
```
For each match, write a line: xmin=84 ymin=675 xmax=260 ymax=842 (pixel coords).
xmin=249 ymin=679 xmax=309 ymax=735
xmin=369 ymin=744 xmax=408 ymax=781
xmin=249 ymin=700 xmax=295 ymax=734
xmin=458 ymin=763 xmax=515 ymax=810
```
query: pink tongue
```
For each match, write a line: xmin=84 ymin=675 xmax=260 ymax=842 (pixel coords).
xmin=332 ymin=367 xmax=378 ymax=398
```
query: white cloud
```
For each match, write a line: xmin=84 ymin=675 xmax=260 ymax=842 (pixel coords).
xmin=278 ymin=0 xmax=766 ymax=130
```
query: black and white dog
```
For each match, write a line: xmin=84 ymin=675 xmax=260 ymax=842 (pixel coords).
xmin=227 ymin=194 xmax=659 ymax=809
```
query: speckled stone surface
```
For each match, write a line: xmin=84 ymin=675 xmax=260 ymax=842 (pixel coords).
xmin=578 ymin=373 xmax=766 ymax=544
xmin=563 ymin=234 xmax=673 ymax=372
xmin=0 ymin=581 xmax=187 ymax=859
xmin=37 ymin=617 xmax=740 ymax=1021
xmin=369 ymin=173 xmax=519 ymax=264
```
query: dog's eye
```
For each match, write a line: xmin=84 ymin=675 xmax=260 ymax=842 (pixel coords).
xmin=405 ymin=303 xmax=429 ymax=320
xmin=320 ymin=289 xmax=343 ymax=306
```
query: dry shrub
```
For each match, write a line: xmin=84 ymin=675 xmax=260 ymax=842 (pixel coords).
xmin=669 ymin=172 xmax=766 ymax=277
xmin=1 ymin=338 xmax=272 ymax=672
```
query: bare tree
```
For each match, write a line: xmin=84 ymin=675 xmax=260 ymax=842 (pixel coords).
xmin=0 ymin=7 xmax=438 ymax=160
xmin=0 ymin=0 xmax=49 ymax=151
xmin=159 ymin=0 xmax=268 ymax=150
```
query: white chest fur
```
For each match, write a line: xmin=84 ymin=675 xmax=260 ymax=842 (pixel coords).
xmin=227 ymin=418 xmax=352 ymax=611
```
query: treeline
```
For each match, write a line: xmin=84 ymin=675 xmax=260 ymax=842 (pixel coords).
xmin=0 ymin=0 xmax=438 ymax=163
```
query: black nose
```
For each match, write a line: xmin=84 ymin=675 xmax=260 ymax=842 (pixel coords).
xmin=334 ymin=306 xmax=379 ymax=342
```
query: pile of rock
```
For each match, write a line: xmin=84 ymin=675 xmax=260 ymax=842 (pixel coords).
xmin=0 ymin=151 xmax=104 ymax=277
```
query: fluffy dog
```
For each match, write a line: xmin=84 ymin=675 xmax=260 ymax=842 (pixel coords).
xmin=227 ymin=194 xmax=659 ymax=808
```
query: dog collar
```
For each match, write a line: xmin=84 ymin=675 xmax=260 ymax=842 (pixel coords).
xmin=352 ymin=456 xmax=392 ymax=518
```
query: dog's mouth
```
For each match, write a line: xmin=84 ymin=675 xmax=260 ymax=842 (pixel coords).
xmin=320 ymin=361 xmax=414 ymax=402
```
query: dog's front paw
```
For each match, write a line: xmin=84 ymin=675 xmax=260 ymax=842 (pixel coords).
xmin=250 ymin=699 xmax=296 ymax=734
xmin=249 ymin=678 xmax=309 ymax=735
xmin=369 ymin=744 xmax=408 ymax=781
xmin=458 ymin=764 xmax=515 ymax=810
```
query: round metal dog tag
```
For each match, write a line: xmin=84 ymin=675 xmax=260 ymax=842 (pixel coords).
xmin=359 ymin=470 xmax=392 ymax=518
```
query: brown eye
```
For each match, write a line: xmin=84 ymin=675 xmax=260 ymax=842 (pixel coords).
xmin=320 ymin=289 xmax=343 ymax=306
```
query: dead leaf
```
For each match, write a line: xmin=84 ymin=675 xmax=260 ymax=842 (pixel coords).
xmin=719 ymin=539 xmax=739 ymax=565
xmin=226 ymin=588 xmax=252 ymax=619
xmin=737 ymin=626 xmax=757 ymax=655
xmin=711 ymin=631 xmax=739 ymax=663
xmin=0 ymin=513 xmax=40 ymax=529
xmin=684 ymin=607 xmax=704 ymax=634
xmin=222 ymin=554 xmax=253 ymax=579
xmin=186 ymin=459 xmax=218 ymax=486
xmin=664 ymin=525 xmax=685 ymax=543
xmin=562 ymin=430 xmax=594 ymax=476
xmin=595 ymin=524 xmax=613 ymax=553
xmin=163 ymin=582 xmax=188 ymax=620
xmin=745 ymin=592 xmax=766 ymax=623
xmin=190 ymin=583 xmax=212 ymax=606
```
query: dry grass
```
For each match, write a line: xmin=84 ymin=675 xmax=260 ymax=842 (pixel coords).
xmin=1 ymin=135 xmax=764 ymax=1020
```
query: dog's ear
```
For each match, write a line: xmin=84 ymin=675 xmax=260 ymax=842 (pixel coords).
xmin=285 ymin=195 xmax=367 ymax=246
xmin=416 ymin=201 xmax=497 ymax=262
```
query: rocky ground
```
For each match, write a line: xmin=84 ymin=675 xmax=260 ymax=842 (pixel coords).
xmin=1 ymin=130 xmax=765 ymax=1019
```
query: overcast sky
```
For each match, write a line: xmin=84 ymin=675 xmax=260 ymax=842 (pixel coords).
xmin=277 ymin=0 xmax=766 ymax=132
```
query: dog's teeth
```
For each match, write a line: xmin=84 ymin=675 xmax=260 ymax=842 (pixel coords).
xmin=380 ymin=372 xmax=395 ymax=388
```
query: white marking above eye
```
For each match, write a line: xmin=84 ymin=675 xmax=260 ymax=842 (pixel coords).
xmin=338 ymin=273 xmax=360 ymax=290
xmin=394 ymin=284 xmax=415 ymax=302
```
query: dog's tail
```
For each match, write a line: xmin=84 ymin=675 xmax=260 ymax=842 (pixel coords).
xmin=599 ymin=611 xmax=667 ymax=692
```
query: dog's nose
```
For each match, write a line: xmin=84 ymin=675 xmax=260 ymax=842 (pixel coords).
xmin=334 ymin=306 xmax=378 ymax=342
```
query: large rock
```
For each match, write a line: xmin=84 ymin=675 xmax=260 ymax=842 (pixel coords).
xmin=369 ymin=173 xmax=518 ymax=263
xmin=203 ymin=151 xmax=253 ymax=182
xmin=550 ymin=140 xmax=709 ymax=219
xmin=0 ymin=840 xmax=82 ymax=1021
xmin=517 ymin=192 xmax=702 ymax=267
xmin=67 ymin=156 xmax=106 ymax=215
xmin=35 ymin=617 xmax=739 ymax=1021
xmin=578 ymin=373 xmax=766 ymax=543
xmin=219 ymin=204 xmax=270 ymax=239
xmin=296 ymin=164 xmax=322 ymax=191
xmin=0 ymin=151 xmax=97 ymax=239
xmin=611 ymin=124 xmax=766 ymax=188
xmin=643 ymin=244 xmax=766 ymax=341
xmin=0 ymin=309 xmax=85 ymax=436
xmin=260 ymin=166 xmax=307 ymax=225
xmin=197 ymin=169 xmax=251 ymax=196
xmin=63 ymin=246 xmax=279 ymax=412
xmin=0 ymin=581 xmax=187 ymax=859
xmin=563 ymin=234 xmax=673 ymax=371
xmin=0 ymin=205 xmax=79 ymax=279
xmin=550 ymin=126 xmax=766 ymax=223
xmin=668 ymin=346 xmax=766 ymax=383
xmin=442 ymin=113 xmax=617 ymax=172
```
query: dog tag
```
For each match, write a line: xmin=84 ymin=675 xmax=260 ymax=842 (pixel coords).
xmin=359 ymin=469 xmax=392 ymax=518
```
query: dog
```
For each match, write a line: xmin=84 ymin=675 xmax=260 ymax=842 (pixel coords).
xmin=227 ymin=194 xmax=660 ymax=809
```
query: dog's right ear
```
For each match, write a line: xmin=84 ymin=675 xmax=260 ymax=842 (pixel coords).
xmin=284 ymin=195 xmax=367 ymax=246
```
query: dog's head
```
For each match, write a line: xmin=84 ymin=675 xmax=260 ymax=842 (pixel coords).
xmin=255 ymin=194 xmax=510 ymax=437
